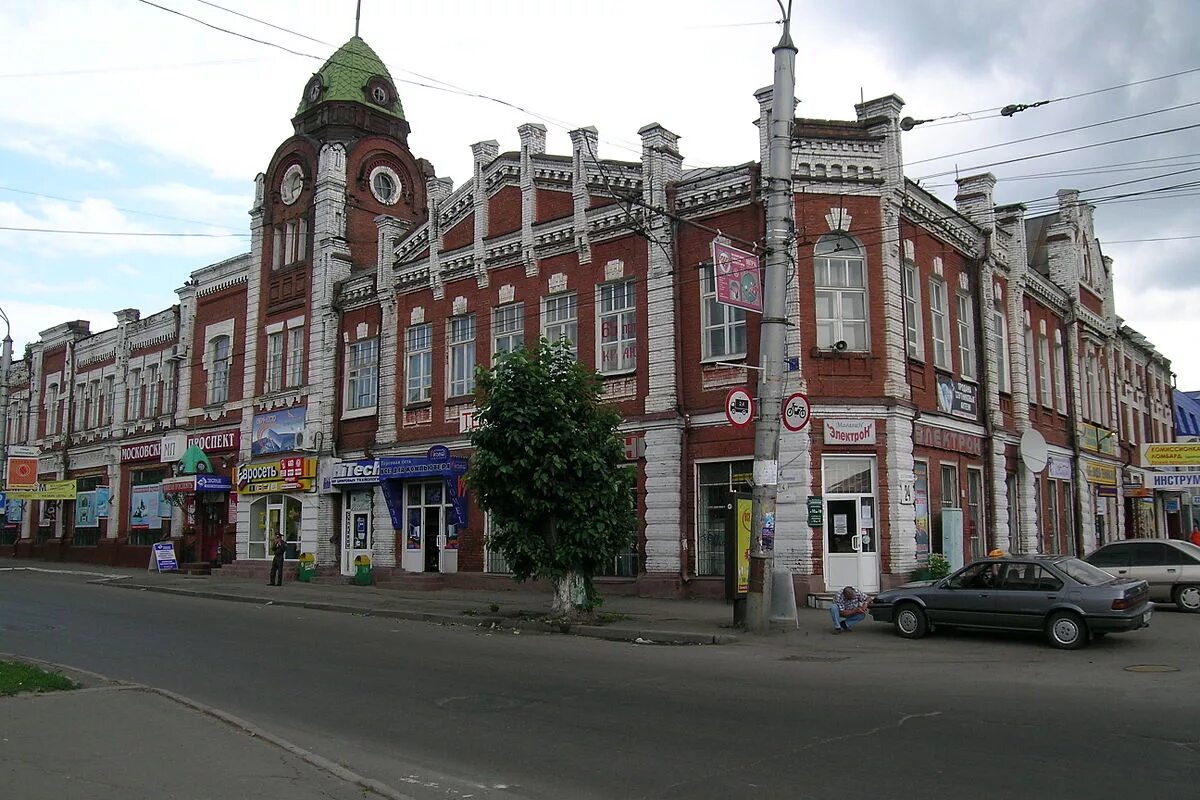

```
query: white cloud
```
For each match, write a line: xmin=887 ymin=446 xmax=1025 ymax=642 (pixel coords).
xmin=0 ymin=299 xmax=119 ymax=353
xmin=1 ymin=136 xmax=117 ymax=175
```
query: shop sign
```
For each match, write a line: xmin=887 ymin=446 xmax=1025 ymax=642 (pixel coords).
xmin=1142 ymin=442 xmax=1200 ymax=467
xmin=712 ymin=238 xmax=763 ymax=313
xmin=162 ymin=476 xmax=197 ymax=494
xmin=1147 ymin=471 xmax=1200 ymax=489
xmin=331 ymin=459 xmax=381 ymax=487
xmin=5 ymin=456 xmax=39 ymax=488
xmin=121 ymin=440 xmax=162 ymax=463
xmin=196 ymin=474 xmax=232 ymax=492
xmin=8 ymin=480 xmax=78 ymax=501
xmin=912 ymin=423 xmax=982 ymax=457
xmin=1081 ymin=423 xmax=1118 ymax=457
xmin=1165 ymin=498 xmax=1182 ymax=513
xmin=735 ymin=496 xmax=752 ymax=594
xmin=236 ymin=457 xmax=317 ymax=495
xmin=250 ymin=406 xmax=308 ymax=457
xmin=187 ymin=429 xmax=240 ymax=453
xmin=824 ymin=419 xmax=876 ymax=445
xmin=1083 ymin=461 xmax=1118 ymax=486
xmin=806 ymin=496 xmax=824 ymax=527
xmin=936 ymin=375 xmax=978 ymax=420
xmin=1047 ymin=456 xmax=1073 ymax=481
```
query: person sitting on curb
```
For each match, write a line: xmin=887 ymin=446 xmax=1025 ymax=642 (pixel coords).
xmin=830 ymin=585 xmax=870 ymax=633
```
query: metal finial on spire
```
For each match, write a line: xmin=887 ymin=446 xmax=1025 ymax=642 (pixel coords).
xmin=355 ymin=0 xmax=362 ymax=37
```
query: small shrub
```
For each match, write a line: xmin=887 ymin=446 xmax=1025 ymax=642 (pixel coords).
xmin=927 ymin=553 xmax=951 ymax=579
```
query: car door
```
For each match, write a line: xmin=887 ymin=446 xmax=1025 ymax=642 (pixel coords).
xmin=1087 ymin=543 xmax=1133 ymax=578
xmin=1128 ymin=542 xmax=1175 ymax=602
xmin=929 ymin=562 xmax=1002 ymax=626
xmin=993 ymin=562 xmax=1063 ymax=630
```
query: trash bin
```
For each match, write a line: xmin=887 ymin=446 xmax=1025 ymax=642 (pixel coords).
xmin=297 ymin=552 xmax=316 ymax=583
xmin=353 ymin=554 xmax=373 ymax=586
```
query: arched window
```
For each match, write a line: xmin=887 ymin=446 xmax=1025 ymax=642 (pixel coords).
xmin=813 ymin=234 xmax=868 ymax=351
xmin=209 ymin=335 xmax=231 ymax=404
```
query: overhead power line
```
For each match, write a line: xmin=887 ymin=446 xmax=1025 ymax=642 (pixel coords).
xmin=0 ymin=185 xmax=245 ymax=231
xmin=0 ymin=225 xmax=248 ymax=238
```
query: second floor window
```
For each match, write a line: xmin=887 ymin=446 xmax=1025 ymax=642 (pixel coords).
xmin=104 ymin=376 xmax=114 ymax=424
xmin=929 ymin=280 xmax=950 ymax=370
xmin=346 ymin=338 xmax=379 ymax=411
xmin=406 ymin=323 xmax=432 ymax=405
xmin=266 ymin=332 xmax=284 ymax=392
xmin=599 ymin=280 xmax=636 ymax=374
xmin=288 ymin=327 xmax=305 ymax=387
xmin=543 ymin=293 xmax=578 ymax=356
xmin=146 ymin=365 xmax=160 ymax=417
xmin=127 ymin=369 xmax=142 ymax=420
xmin=74 ymin=383 xmax=86 ymax=430
xmin=1039 ymin=334 xmax=1053 ymax=408
xmin=493 ymin=303 xmax=524 ymax=359
xmin=701 ymin=263 xmax=746 ymax=360
xmin=210 ymin=336 xmax=231 ymax=405
xmin=88 ymin=380 xmax=101 ymax=428
xmin=903 ymin=262 xmax=924 ymax=360
xmin=46 ymin=384 xmax=59 ymax=435
xmin=993 ymin=307 xmax=1010 ymax=393
xmin=956 ymin=293 xmax=976 ymax=380
xmin=814 ymin=234 xmax=868 ymax=351
xmin=448 ymin=315 xmax=477 ymax=398
xmin=1055 ymin=338 xmax=1069 ymax=413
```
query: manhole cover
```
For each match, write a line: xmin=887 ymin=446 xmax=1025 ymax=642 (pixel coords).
xmin=779 ymin=655 xmax=848 ymax=663
xmin=1124 ymin=664 xmax=1180 ymax=673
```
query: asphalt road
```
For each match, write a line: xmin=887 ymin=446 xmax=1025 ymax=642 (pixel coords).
xmin=3 ymin=570 xmax=1198 ymax=800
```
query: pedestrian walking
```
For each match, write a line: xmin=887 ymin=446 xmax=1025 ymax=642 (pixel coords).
xmin=269 ymin=533 xmax=286 ymax=586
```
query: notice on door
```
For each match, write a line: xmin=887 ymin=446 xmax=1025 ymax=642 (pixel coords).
xmin=833 ymin=514 xmax=848 ymax=536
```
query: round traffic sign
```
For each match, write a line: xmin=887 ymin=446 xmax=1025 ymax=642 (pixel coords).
xmin=781 ymin=392 xmax=811 ymax=432
xmin=725 ymin=387 xmax=754 ymax=428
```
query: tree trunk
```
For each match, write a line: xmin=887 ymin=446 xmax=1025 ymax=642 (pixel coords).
xmin=550 ymin=571 xmax=589 ymax=621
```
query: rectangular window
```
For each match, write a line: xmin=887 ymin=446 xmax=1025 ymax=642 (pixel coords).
xmin=993 ymin=307 xmax=1010 ymax=393
xmin=287 ymin=327 xmax=305 ymax=388
xmin=700 ymin=264 xmax=746 ymax=360
xmin=162 ymin=364 xmax=176 ymax=417
xmin=696 ymin=461 xmax=753 ymax=577
xmin=492 ymin=302 xmax=524 ymax=358
xmin=146 ymin=365 xmax=160 ymax=417
xmin=543 ymin=293 xmax=578 ymax=356
xmin=903 ymin=262 xmax=924 ymax=359
xmin=210 ymin=336 xmax=231 ymax=405
xmin=88 ymin=380 xmax=101 ymax=428
xmin=272 ymin=226 xmax=283 ymax=270
xmin=346 ymin=338 xmax=379 ymax=411
xmin=1088 ymin=354 xmax=1101 ymax=423
xmin=940 ymin=464 xmax=959 ymax=508
xmin=73 ymin=383 xmax=86 ymax=430
xmin=1024 ymin=323 xmax=1037 ymax=409
xmin=599 ymin=280 xmax=637 ymax=374
xmin=956 ymin=293 xmax=976 ymax=380
xmin=1039 ymin=334 xmax=1053 ymax=408
xmin=266 ymin=331 xmax=284 ymax=392
xmin=929 ymin=280 xmax=951 ymax=370
xmin=103 ymin=376 xmax=114 ymax=424
xmin=285 ymin=220 xmax=297 ymax=265
xmin=46 ymin=384 xmax=58 ymax=435
xmin=448 ymin=315 xmax=477 ymax=398
xmin=128 ymin=369 xmax=142 ymax=420
xmin=1054 ymin=338 xmax=1068 ymax=413
xmin=296 ymin=217 xmax=307 ymax=263
xmin=405 ymin=323 xmax=433 ymax=405
xmin=815 ymin=251 xmax=869 ymax=351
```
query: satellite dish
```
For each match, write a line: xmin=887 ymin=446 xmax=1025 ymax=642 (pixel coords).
xmin=1020 ymin=429 xmax=1048 ymax=473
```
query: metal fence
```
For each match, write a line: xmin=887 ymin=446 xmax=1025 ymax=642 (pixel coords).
xmin=0 ymin=531 xmax=16 ymax=546
xmin=485 ymin=548 xmax=639 ymax=578
xmin=72 ymin=530 xmax=101 ymax=547
xmin=128 ymin=530 xmax=158 ymax=546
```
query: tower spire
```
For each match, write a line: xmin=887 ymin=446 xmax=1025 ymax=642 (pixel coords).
xmin=355 ymin=0 xmax=362 ymax=37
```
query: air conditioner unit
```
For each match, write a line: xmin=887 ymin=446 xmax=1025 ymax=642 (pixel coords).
xmin=165 ymin=344 xmax=187 ymax=361
xmin=294 ymin=425 xmax=323 ymax=452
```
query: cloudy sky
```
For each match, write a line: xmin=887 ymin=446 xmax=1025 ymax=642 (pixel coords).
xmin=1 ymin=0 xmax=1197 ymax=386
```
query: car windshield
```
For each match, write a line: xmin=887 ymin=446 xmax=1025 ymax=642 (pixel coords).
xmin=1058 ymin=558 xmax=1115 ymax=586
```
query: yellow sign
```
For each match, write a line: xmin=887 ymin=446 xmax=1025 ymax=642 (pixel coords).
xmin=7 ymin=480 xmax=78 ymax=500
xmin=1080 ymin=424 xmax=1117 ymax=456
xmin=1142 ymin=442 xmax=1200 ymax=467
xmin=238 ymin=479 xmax=314 ymax=496
xmin=1083 ymin=461 xmax=1117 ymax=486
xmin=236 ymin=457 xmax=317 ymax=495
xmin=736 ymin=496 xmax=752 ymax=594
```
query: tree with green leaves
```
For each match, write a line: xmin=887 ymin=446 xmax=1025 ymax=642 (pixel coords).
xmin=468 ymin=338 xmax=636 ymax=620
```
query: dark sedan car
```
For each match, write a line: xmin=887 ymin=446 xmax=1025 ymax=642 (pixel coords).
xmin=869 ymin=555 xmax=1151 ymax=649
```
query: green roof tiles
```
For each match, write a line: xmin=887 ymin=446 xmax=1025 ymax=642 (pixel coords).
xmin=296 ymin=36 xmax=404 ymax=120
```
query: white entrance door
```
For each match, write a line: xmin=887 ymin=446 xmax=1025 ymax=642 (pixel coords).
xmin=341 ymin=491 xmax=373 ymax=576
xmin=823 ymin=457 xmax=880 ymax=594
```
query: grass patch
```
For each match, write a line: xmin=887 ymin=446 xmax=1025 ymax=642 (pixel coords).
xmin=0 ymin=660 xmax=78 ymax=696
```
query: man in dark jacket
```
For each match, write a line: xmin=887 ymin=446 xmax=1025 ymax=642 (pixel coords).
xmin=269 ymin=533 xmax=286 ymax=586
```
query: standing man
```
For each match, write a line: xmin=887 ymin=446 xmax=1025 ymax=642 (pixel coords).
xmin=269 ymin=533 xmax=286 ymax=586
xmin=830 ymin=585 xmax=870 ymax=633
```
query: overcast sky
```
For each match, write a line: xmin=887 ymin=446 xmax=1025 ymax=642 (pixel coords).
xmin=1 ymin=0 xmax=1197 ymax=388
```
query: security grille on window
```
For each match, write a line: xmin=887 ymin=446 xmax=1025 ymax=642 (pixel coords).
xmin=814 ymin=234 xmax=868 ymax=351
xmin=956 ymin=293 xmax=976 ymax=380
xmin=993 ymin=307 xmax=1010 ymax=393
xmin=903 ymin=262 xmax=924 ymax=359
xmin=210 ymin=336 xmax=231 ymax=404
xmin=288 ymin=327 xmax=305 ymax=387
xmin=700 ymin=264 xmax=746 ymax=359
xmin=492 ymin=302 xmax=524 ymax=358
xmin=929 ymin=280 xmax=951 ymax=370
xmin=599 ymin=280 xmax=636 ymax=373
xmin=448 ymin=315 xmax=477 ymax=398
xmin=543 ymin=293 xmax=577 ymax=356
xmin=406 ymin=323 xmax=432 ymax=405
xmin=266 ymin=332 xmax=284 ymax=392
xmin=346 ymin=338 xmax=379 ymax=410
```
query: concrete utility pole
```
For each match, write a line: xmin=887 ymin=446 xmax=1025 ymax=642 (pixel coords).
xmin=746 ymin=6 xmax=797 ymax=632
xmin=0 ymin=306 xmax=12 ymax=488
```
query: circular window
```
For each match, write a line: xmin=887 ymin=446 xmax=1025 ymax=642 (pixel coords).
xmin=280 ymin=164 xmax=304 ymax=205
xmin=371 ymin=85 xmax=388 ymax=105
xmin=306 ymin=78 xmax=322 ymax=103
xmin=369 ymin=165 xmax=402 ymax=205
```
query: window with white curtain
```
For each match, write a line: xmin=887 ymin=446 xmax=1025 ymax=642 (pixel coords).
xmin=448 ymin=315 xmax=476 ymax=398
xmin=814 ymin=234 xmax=868 ymax=351
xmin=346 ymin=338 xmax=379 ymax=411
xmin=406 ymin=323 xmax=432 ymax=405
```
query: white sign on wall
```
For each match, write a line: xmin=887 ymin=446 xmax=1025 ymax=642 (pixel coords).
xmin=823 ymin=419 xmax=876 ymax=446
xmin=1047 ymin=456 xmax=1073 ymax=480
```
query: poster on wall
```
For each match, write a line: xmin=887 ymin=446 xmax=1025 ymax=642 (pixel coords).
xmin=95 ymin=486 xmax=110 ymax=518
xmin=74 ymin=491 xmax=99 ymax=529
xmin=251 ymin=406 xmax=308 ymax=457
xmin=5 ymin=498 xmax=24 ymax=524
xmin=129 ymin=484 xmax=162 ymax=530
xmin=158 ymin=487 xmax=172 ymax=520
xmin=406 ymin=508 xmax=422 ymax=550
xmin=936 ymin=375 xmax=979 ymax=420
xmin=913 ymin=463 xmax=930 ymax=563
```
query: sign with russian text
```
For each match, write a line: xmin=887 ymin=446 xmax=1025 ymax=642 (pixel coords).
xmin=1081 ymin=423 xmax=1118 ymax=457
xmin=1142 ymin=442 xmax=1200 ymax=467
xmin=251 ymin=406 xmax=307 ymax=457
xmin=912 ymin=423 xmax=983 ymax=457
xmin=736 ymin=496 xmax=751 ymax=594
xmin=824 ymin=419 xmax=876 ymax=445
xmin=712 ymin=239 xmax=762 ymax=313
xmin=1047 ymin=456 xmax=1073 ymax=481
xmin=152 ymin=541 xmax=178 ymax=572
xmin=8 ymin=480 xmax=78 ymax=501
xmin=236 ymin=457 xmax=317 ymax=495
xmin=1147 ymin=471 xmax=1200 ymax=489
xmin=1083 ymin=460 xmax=1118 ymax=487
xmin=935 ymin=375 xmax=978 ymax=421
xmin=6 ymin=456 xmax=39 ymax=488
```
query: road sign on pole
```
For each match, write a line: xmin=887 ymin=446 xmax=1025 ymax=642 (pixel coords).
xmin=781 ymin=392 xmax=811 ymax=432
xmin=724 ymin=387 xmax=754 ymax=428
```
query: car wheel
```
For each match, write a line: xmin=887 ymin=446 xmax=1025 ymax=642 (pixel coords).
xmin=1173 ymin=584 xmax=1200 ymax=613
xmin=1045 ymin=611 xmax=1087 ymax=650
xmin=894 ymin=603 xmax=928 ymax=640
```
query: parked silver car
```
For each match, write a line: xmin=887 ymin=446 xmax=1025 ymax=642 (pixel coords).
xmin=1084 ymin=538 xmax=1200 ymax=613
xmin=868 ymin=555 xmax=1152 ymax=649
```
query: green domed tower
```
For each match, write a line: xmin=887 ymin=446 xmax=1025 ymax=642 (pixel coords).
xmin=292 ymin=36 xmax=409 ymax=144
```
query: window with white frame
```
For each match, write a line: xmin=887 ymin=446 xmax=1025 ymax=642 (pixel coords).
xmin=700 ymin=263 xmax=746 ymax=359
xmin=956 ymin=293 xmax=976 ymax=380
xmin=1054 ymin=337 xmax=1068 ymax=413
xmin=146 ymin=364 xmax=160 ymax=417
xmin=492 ymin=303 xmax=524 ymax=359
xmin=1087 ymin=353 xmax=1101 ymax=422
xmin=127 ymin=369 xmax=142 ymax=420
xmin=46 ymin=384 xmax=59 ymax=435
xmin=346 ymin=338 xmax=379 ymax=411
xmin=287 ymin=326 xmax=305 ymax=387
xmin=163 ymin=363 xmax=176 ymax=416
xmin=543 ymin=293 xmax=578 ymax=356
xmin=993 ymin=306 xmax=1010 ymax=393
xmin=903 ymin=262 xmax=924 ymax=359
xmin=210 ymin=336 xmax=231 ymax=404
xmin=88 ymin=380 xmax=101 ymax=428
xmin=406 ymin=323 xmax=432 ymax=405
xmin=266 ymin=332 xmax=284 ymax=392
xmin=103 ymin=376 xmax=114 ymax=424
xmin=929 ymin=279 xmax=951 ymax=370
xmin=74 ymin=383 xmax=86 ymax=430
xmin=448 ymin=315 xmax=477 ymax=398
xmin=1039 ymin=334 xmax=1053 ymax=407
xmin=814 ymin=234 xmax=868 ymax=351
xmin=599 ymin=280 xmax=636 ymax=374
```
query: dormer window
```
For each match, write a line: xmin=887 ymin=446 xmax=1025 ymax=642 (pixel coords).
xmin=372 ymin=85 xmax=388 ymax=104
xmin=306 ymin=77 xmax=323 ymax=103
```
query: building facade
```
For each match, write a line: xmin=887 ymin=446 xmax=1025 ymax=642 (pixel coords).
xmin=0 ymin=35 xmax=1179 ymax=598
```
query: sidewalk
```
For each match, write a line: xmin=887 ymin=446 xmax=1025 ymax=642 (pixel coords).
xmin=2 ymin=558 xmax=757 ymax=644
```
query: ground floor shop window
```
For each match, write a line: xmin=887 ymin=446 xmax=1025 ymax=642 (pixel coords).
xmin=1007 ymin=472 xmax=1020 ymax=553
xmin=967 ymin=467 xmax=985 ymax=561
xmin=249 ymin=494 xmax=301 ymax=559
xmin=128 ymin=468 xmax=167 ymax=545
xmin=71 ymin=476 xmax=104 ymax=546
xmin=696 ymin=460 xmax=752 ymax=577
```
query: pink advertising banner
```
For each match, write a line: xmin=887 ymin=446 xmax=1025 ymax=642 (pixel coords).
xmin=712 ymin=239 xmax=762 ymax=313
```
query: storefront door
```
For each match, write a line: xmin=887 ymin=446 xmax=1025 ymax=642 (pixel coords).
xmin=341 ymin=491 xmax=373 ymax=576
xmin=823 ymin=457 xmax=879 ymax=593
xmin=403 ymin=481 xmax=452 ymax=573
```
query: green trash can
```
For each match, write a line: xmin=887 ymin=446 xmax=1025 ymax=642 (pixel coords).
xmin=297 ymin=552 xmax=316 ymax=583
xmin=354 ymin=554 xmax=373 ymax=586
